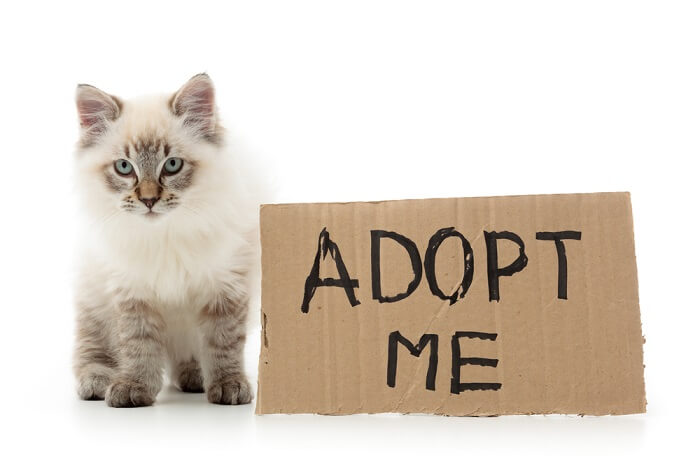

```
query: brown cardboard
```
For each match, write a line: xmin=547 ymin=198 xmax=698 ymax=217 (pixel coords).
xmin=255 ymin=192 xmax=646 ymax=415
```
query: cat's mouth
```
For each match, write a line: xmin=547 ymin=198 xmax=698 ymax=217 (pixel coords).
xmin=144 ymin=211 xmax=161 ymax=219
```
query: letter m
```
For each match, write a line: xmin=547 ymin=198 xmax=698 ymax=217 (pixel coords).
xmin=386 ymin=331 xmax=439 ymax=391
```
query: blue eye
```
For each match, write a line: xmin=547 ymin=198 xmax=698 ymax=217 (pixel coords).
xmin=114 ymin=159 xmax=133 ymax=176
xmin=163 ymin=157 xmax=183 ymax=175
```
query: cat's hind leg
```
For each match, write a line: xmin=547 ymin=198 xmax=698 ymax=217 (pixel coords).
xmin=74 ymin=310 xmax=116 ymax=401
xmin=170 ymin=357 xmax=204 ymax=393
xmin=76 ymin=359 xmax=115 ymax=401
xmin=164 ymin=313 xmax=205 ymax=393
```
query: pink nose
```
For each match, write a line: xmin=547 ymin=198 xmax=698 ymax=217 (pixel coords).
xmin=140 ymin=197 xmax=159 ymax=209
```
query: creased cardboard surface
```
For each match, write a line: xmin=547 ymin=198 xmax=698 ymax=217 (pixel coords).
xmin=256 ymin=192 xmax=646 ymax=415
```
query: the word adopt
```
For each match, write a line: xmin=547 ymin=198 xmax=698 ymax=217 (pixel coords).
xmin=301 ymin=227 xmax=582 ymax=311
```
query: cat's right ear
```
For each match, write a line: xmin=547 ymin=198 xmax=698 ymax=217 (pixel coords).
xmin=75 ymin=84 xmax=122 ymax=146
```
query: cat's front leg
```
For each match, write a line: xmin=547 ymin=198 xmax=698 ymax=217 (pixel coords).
xmin=199 ymin=293 xmax=252 ymax=405
xmin=106 ymin=298 xmax=165 ymax=408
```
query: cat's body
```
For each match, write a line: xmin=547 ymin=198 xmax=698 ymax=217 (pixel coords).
xmin=73 ymin=75 xmax=256 ymax=407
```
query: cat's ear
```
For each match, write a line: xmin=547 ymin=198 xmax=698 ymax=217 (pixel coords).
xmin=75 ymin=84 xmax=122 ymax=146
xmin=170 ymin=73 xmax=219 ymax=142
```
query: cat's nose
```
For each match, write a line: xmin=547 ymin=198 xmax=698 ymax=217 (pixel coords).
xmin=139 ymin=197 xmax=159 ymax=209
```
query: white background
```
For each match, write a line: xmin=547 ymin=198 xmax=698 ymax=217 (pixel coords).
xmin=1 ymin=0 xmax=698 ymax=464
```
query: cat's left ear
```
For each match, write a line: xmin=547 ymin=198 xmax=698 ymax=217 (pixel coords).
xmin=170 ymin=73 xmax=219 ymax=142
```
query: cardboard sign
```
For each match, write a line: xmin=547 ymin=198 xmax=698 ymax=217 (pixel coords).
xmin=255 ymin=192 xmax=646 ymax=415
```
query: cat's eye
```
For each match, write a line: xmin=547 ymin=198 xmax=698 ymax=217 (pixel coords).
xmin=163 ymin=157 xmax=184 ymax=175
xmin=114 ymin=159 xmax=134 ymax=176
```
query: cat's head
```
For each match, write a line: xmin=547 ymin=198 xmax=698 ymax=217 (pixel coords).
xmin=74 ymin=74 xmax=225 ymax=221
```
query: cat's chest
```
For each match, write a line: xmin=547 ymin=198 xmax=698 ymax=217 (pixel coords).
xmin=104 ymin=233 xmax=239 ymax=303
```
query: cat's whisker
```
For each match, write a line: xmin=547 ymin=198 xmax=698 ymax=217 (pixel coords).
xmin=180 ymin=199 xmax=212 ymax=213
xmin=178 ymin=204 xmax=210 ymax=223
xmin=95 ymin=212 xmax=120 ymax=231
xmin=86 ymin=209 xmax=120 ymax=231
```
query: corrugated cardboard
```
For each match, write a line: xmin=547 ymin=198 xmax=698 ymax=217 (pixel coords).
xmin=256 ymin=192 xmax=646 ymax=415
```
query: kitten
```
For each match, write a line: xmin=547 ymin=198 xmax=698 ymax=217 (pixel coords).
xmin=73 ymin=74 xmax=256 ymax=407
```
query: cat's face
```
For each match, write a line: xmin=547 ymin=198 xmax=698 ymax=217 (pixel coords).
xmin=102 ymin=135 xmax=195 ymax=218
xmin=75 ymin=74 xmax=222 ymax=221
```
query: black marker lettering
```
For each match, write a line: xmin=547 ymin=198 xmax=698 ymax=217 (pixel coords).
xmin=424 ymin=227 xmax=474 ymax=305
xmin=300 ymin=228 xmax=360 ymax=313
xmin=536 ymin=231 xmax=582 ymax=299
xmin=483 ymin=231 xmax=528 ymax=302
xmin=387 ymin=331 xmax=439 ymax=391
xmin=450 ymin=331 xmax=501 ymax=394
xmin=370 ymin=230 xmax=423 ymax=303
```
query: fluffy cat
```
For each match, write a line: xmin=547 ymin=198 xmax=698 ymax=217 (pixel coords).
xmin=73 ymin=74 xmax=257 ymax=407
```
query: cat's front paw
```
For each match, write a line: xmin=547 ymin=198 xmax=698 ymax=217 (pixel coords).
xmin=206 ymin=376 xmax=252 ymax=405
xmin=106 ymin=380 xmax=156 ymax=408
